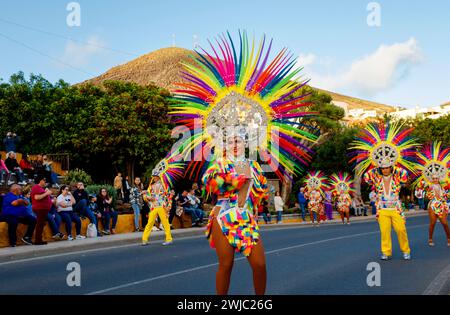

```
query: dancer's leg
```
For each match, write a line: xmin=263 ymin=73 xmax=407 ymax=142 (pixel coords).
xmin=211 ymin=216 xmax=235 ymax=295
xmin=428 ymin=209 xmax=438 ymax=243
xmin=246 ymin=240 xmax=267 ymax=295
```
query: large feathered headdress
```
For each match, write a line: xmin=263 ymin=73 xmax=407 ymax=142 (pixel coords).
xmin=414 ymin=142 xmax=450 ymax=186
xmin=304 ymin=170 xmax=329 ymax=192
xmin=170 ymin=31 xmax=318 ymax=181
xmin=150 ymin=155 xmax=185 ymax=191
xmin=349 ymin=121 xmax=418 ymax=176
xmin=329 ymin=172 xmax=355 ymax=194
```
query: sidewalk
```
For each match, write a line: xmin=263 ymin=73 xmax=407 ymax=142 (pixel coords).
xmin=0 ymin=209 xmax=428 ymax=262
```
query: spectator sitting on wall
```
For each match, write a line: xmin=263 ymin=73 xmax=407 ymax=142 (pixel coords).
xmin=0 ymin=184 xmax=36 ymax=247
xmin=0 ymin=159 xmax=10 ymax=185
xmin=186 ymin=189 xmax=205 ymax=226
xmin=178 ymin=190 xmax=200 ymax=226
xmin=352 ymin=196 xmax=367 ymax=216
xmin=3 ymin=132 xmax=20 ymax=153
xmin=56 ymin=185 xmax=86 ymax=241
xmin=5 ymin=151 xmax=27 ymax=185
xmin=22 ymin=184 xmax=64 ymax=240
xmin=88 ymin=194 xmax=102 ymax=236
xmin=258 ymin=199 xmax=271 ymax=224
xmin=97 ymin=188 xmax=118 ymax=235
xmin=19 ymin=153 xmax=35 ymax=182
xmin=73 ymin=182 xmax=101 ymax=237
xmin=192 ymin=183 xmax=203 ymax=208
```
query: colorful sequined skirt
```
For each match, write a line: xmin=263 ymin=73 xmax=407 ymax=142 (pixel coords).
xmin=429 ymin=199 xmax=449 ymax=218
xmin=206 ymin=198 xmax=259 ymax=257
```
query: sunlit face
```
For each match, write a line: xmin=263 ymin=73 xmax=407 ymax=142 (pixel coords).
xmin=432 ymin=177 xmax=439 ymax=184
xmin=226 ymin=136 xmax=245 ymax=158
xmin=380 ymin=167 xmax=392 ymax=176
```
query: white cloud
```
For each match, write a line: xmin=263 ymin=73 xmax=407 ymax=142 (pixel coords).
xmin=310 ymin=38 xmax=424 ymax=96
xmin=61 ymin=36 xmax=105 ymax=67
xmin=297 ymin=53 xmax=317 ymax=67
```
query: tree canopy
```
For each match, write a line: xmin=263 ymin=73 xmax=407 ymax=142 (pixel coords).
xmin=0 ymin=72 xmax=174 ymax=181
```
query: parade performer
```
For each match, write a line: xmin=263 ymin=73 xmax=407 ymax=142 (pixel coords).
xmin=329 ymin=172 xmax=354 ymax=225
xmin=350 ymin=121 xmax=417 ymax=260
xmin=304 ymin=170 xmax=328 ymax=225
xmin=414 ymin=142 xmax=450 ymax=246
xmin=141 ymin=156 xmax=184 ymax=246
xmin=170 ymin=31 xmax=317 ymax=294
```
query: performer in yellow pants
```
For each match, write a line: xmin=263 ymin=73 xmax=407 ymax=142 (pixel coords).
xmin=142 ymin=206 xmax=172 ymax=245
xmin=140 ymin=157 xmax=183 ymax=246
xmin=378 ymin=209 xmax=410 ymax=256
xmin=351 ymin=121 xmax=417 ymax=260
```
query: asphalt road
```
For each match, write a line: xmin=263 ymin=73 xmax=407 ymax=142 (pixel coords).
xmin=0 ymin=215 xmax=448 ymax=295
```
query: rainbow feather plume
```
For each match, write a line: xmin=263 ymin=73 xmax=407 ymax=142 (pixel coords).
xmin=328 ymin=172 xmax=355 ymax=194
xmin=349 ymin=121 xmax=418 ymax=176
xmin=152 ymin=154 xmax=185 ymax=191
xmin=413 ymin=141 xmax=450 ymax=186
xmin=304 ymin=170 xmax=329 ymax=191
xmin=170 ymin=31 xmax=318 ymax=181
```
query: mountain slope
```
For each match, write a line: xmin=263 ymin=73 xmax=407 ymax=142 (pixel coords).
xmin=81 ymin=47 xmax=396 ymax=114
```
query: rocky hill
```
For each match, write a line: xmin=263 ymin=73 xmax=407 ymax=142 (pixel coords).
xmin=81 ymin=47 xmax=396 ymax=115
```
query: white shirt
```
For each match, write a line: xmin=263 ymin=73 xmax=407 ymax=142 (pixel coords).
xmin=56 ymin=194 xmax=73 ymax=212
xmin=414 ymin=188 xmax=424 ymax=199
xmin=274 ymin=196 xmax=284 ymax=212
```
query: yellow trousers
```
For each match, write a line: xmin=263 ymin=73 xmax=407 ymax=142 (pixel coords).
xmin=378 ymin=210 xmax=410 ymax=256
xmin=142 ymin=207 xmax=172 ymax=243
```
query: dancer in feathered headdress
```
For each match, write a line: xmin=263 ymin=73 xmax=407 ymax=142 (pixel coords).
xmin=170 ymin=31 xmax=317 ymax=295
xmin=304 ymin=170 xmax=328 ymax=225
xmin=414 ymin=142 xmax=450 ymax=246
xmin=141 ymin=156 xmax=184 ymax=246
xmin=329 ymin=172 xmax=354 ymax=225
xmin=350 ymin=121 xmax=418 ymax=260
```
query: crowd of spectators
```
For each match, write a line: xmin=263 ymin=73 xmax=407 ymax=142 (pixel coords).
xmin=1 ymin=132 xmax=60 ymax=188
xmin=0 ymin=175 xmax=124 ymax=247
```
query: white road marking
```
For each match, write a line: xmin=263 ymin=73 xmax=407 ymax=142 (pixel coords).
xmin=86 ymin=224 xmax=427 ymax=295
xmin=0 ymin=219 xmax=385 ymax=266
xmin=422 ymin=262 xmax=450 ymax=295
xmin=0 ymin=235 xmax=204 ymax=266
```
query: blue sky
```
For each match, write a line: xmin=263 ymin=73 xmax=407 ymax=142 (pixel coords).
xmin=1 ymin=0 xmax=449 ymax=108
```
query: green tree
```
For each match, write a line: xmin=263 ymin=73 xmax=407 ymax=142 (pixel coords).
xmin=311 ymin=126 xmax=359 ymax=174
xmin=0 ymin=73 xmax=174 ymax=182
